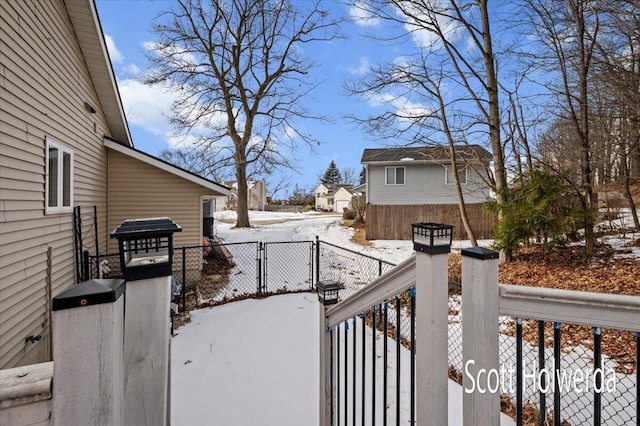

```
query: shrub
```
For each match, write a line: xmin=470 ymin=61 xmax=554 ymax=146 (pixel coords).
xmin=488 ymin=168 xmax=588 ymax=259
xmin=342 ymin=209 xmax=356 ymax=220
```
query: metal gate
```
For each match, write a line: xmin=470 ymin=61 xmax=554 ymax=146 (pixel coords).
xmin=261 ymin=241 xmax=314 ymax=294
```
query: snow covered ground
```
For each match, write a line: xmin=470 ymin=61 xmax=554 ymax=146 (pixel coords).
xmin=215 ymin=210 xmax=409 ymax=274
xmin=171 ymin=293 xmax=516 ymax=425
xmin=212 ymin=209 xmax=490 ymax=264
xmin=172 ymin=211 xmax=511 ymax=425
xmin=172 ymin=209 xmax=638 ymax=425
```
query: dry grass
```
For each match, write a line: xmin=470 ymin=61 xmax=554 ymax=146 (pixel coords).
xmin=344 ymin=219 xmax=372 ymax=247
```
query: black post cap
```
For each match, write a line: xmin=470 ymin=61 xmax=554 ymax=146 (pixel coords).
xmin=52 ymin=279 xmax=125 ymax=311
xmin=110 ymin=217 xmax=181 ymax=239
xmin=461 ymin=246 xmax=499 ymax=260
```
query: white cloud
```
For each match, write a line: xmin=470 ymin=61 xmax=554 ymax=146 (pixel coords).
xmin=123 ymin=63 xmax=142 ymax=77
xmin=348 ymin=57 xmax=371 ymax=76
xmin=283 ymin=126 xmax=298 ymax=141
xmin=111 ymin=38 xmax=249 ymax=151
xmin=118 ymin=78 xmax=175 ymax=137
xmin=104 ymin=34 xmax=124 ymax=63
xmin=143 ymin=41 xmax=202 ymax=72
xmin=394 ymin=1 xmax=463 ymax=50
xmin=348 ymin=1 xmax=381 ymax=27
xmin=368 ymin=92 xmax=431 ymax=122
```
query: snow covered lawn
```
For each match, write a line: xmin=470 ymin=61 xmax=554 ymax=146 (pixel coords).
xmin=170 ymin=210 xmax=638 ymax=425
xmin=171 ymin=293 xmax=516 ymax=425
xmin=171 ymin=293 xmax=320 ymax=426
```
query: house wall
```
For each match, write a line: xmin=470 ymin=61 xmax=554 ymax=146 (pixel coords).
xmin=314 ymin=184 xmax=330 ymax=210
xmin=0 ymin=0 xmax=114 ymax=368
xmin=249 ymin=180 xmax=266 ymax=210
xmin=107 ymin=150 xmax=211 ymax=254
xmin=367 ymin=163 xmax=490 ymax=205
xmin=223 ymin=180 xmax=266 ymax=211
xmin=334 ymin=188 xmax=353 ymax=213
xmin=365 ymin=203 xmax=495 ymax=240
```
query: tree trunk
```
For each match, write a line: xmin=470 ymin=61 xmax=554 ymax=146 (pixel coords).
xmin=453 ymin=164 xmax=478 ymax=247
xmin=622 ymin=157 xmax=640 ymax=229
xmin=573 ymin=0 xmax=596 ymax=256
xmin=479 ymin=1 xmax=507 ymax=260
xmin=235 ymin=155 xmax=250 ymax=228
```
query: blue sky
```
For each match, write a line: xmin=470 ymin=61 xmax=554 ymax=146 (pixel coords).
xmin=95 ymin=0 xmax=405 ymax=196
xmin=95 ymin=1 xmax=537 ymax=197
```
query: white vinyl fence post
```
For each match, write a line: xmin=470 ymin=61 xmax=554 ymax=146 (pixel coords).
xmin=317 ymin=280 xmax=339 ymax=426
xmin=111 ymin=217 xmax=181 ymax=426
xmin=461 ymin=247 xmax=500 ymax=426
xmin=52 ymin=279 xmax=126 ymax=426
xmin=415 ymin=245 xmax=450 ymax=425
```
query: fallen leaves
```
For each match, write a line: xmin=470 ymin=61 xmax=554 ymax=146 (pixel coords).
xmin=499 ymin=244 xmax=639 ymax=375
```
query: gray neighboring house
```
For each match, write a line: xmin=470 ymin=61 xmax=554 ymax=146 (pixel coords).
xmin=361 ymin=145 xmax=495 ymax=240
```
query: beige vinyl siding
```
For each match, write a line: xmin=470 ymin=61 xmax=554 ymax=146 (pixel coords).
xmin=0 ymin=0 xmax=112 ymax=368
xmin=107 ymin=150 xmax=210 ymax=254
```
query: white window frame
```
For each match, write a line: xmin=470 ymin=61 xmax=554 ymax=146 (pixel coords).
xmin=385 ymin=166 xmax=406 ymax=185
xmin=46 ymin=137 xmax=74 ymax=213
xmin=445 ymin=165 xmax=467 ymax=185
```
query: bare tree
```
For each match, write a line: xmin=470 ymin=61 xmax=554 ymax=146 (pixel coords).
xmin=345 ymin=0 xmax=508 ymax=248
xmin=144 ymin=0 xmax=342 ymax=227
xmin=591 ymin=0 xmax=640 ymax=229
xmin=523 ymin=0 xmax=602 ymax=255
xmin=341 ymin=167 xmax=358 ymax=185
xmin=159 ymin=146 xmax=231 ymax=182
xmin=349 ymin=194 xmax=366 ymax=223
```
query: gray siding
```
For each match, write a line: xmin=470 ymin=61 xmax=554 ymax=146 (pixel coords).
xmin=367 ymin=163 xmax=490 ymax=205
xmin=0 ymin=0 xmax=112 ymax=368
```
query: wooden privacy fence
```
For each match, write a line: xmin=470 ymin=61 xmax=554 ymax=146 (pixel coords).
xmin=365 ymin=203 xmax=495 ymax=240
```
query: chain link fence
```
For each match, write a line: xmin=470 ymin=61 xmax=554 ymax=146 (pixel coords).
xmin=495 ymin=317 xmax=638 ymax=425
xmin=446 ymin=286 xmax=638 ymax=425
xmin=317 ymin=239 xmax=396 ymax=300
xmin=85 ymin=242 xmax=638 ymax=424
xmin=85 ymin=238 xmax=394 ymax=309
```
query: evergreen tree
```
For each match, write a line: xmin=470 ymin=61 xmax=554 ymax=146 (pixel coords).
xmin=322 ymin=161 xmax=342 ymax=185
xmin=488 ymin=168 xmax=588 ymax=260
xmin=359 ymin=166 xmax=366 ymax=185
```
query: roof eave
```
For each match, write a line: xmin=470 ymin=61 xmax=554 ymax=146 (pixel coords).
xmin=65 ymin=0 xmax=133 ymax=147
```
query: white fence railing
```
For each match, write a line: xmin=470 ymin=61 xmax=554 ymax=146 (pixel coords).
xmin=319 ymin=245 xmax=640 ymax=426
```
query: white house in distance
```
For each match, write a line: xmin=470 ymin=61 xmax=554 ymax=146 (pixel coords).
xmin=314 ymin=183 xmax=359 ymax=212
xmin=223 ymin=180 xmax=267 ymax=211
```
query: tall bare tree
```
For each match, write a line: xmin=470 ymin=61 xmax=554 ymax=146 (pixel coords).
xmin=345 ymin=0 xmax=507 ymax=248
xmin=144 ymin=0 xmax=341 ymax=227
xmin=159 ymin=146 xmax=230 ymax=183
xmin=591 ymin=0 xmax=640 ymax=229
xmin=341 ymin=167 xmax=358 ymax=185
xmin=524 ymin=0 xmax=601 ymax=255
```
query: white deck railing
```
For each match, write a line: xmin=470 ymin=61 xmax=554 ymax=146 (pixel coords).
xmin=319 ymin=245 xmax=640 ymax=426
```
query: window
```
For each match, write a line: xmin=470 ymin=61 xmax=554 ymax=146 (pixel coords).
xmin=445 ymin=166 xmax=467 ymax=185
xmin=46 ymin=138 xmax=73 ymax=213
xmin=385 ymin=166 xmax=405 ymax=185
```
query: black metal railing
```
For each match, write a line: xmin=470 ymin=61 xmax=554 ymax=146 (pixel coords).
xmin=331 ymin=287 xmax=416 ymax=425
xmin=501 ymin=318 xmax=639 ymax=426
xmin=83 ymin=238 xmax=640 ymax=425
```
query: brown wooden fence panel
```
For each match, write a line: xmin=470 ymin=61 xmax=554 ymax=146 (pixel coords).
xmin=365 ymin=203 xmax=495 ymax=240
